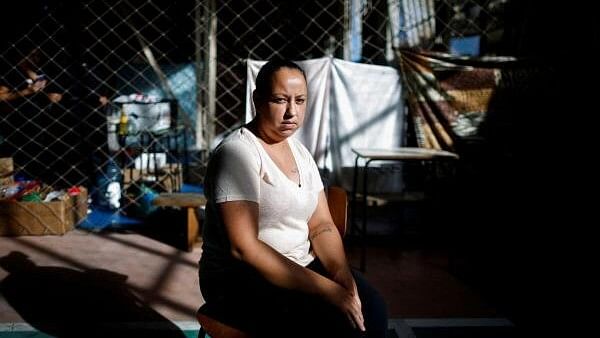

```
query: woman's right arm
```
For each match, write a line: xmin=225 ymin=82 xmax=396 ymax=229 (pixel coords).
xmin=219 ymin=200 xmax=357 ymax=312
xmin=0 ymin=80 xmax=46 ymax=102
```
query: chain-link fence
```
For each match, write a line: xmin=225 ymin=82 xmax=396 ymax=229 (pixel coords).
xmin=1 ymin=0 xmax=510 ymax=227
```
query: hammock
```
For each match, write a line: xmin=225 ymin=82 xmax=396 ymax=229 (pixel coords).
xmin=398 ymin=49 xmax=523 ymax=152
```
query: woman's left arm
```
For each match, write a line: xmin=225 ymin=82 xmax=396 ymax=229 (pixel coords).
xmin=308 ymin=191 xmax=358 ymax=299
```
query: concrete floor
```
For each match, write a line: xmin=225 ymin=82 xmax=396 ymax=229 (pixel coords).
xmin=0 ymin=228 xmax=500 ymax=318
xmin=0 ymin=225 xmax=512 ymax=337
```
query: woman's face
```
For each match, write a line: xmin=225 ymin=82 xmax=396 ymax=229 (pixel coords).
xmin=255 ymin=68 xmax=307 ymax=141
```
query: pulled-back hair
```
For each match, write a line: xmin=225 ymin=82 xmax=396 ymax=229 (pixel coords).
xmin=254 ymin=59 xmax=306 ymax=100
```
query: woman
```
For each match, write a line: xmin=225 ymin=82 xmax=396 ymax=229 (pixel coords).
xmin=199 ymin=59 xmax=387 ymax=338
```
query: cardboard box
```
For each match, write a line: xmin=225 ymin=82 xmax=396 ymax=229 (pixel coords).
xmin=0 ymin=187 xmax=88 ymax=236
xmin=0 ymin=157 xmax=13 ymax=185
xmin=122 ymin=164 xmax=182 ymax=193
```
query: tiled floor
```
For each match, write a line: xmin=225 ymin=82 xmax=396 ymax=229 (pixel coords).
xmin=0 ymin=219 xmax=516 ymax=337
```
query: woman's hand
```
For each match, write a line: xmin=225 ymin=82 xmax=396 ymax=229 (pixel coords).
xmin=333 ymin=268 xmax=362 ymax=326
xmin=325 ymin=283 xmax=365 ymax=331
xmin=29 ymin=79 xmax=47 ymax=93
xmin=24 ymin=75 xmax=63 ymax=103
xmin=46 ymin=92 xmax=63 ymax=103
xmin=18 ymin=79 xmax=46 ymax=97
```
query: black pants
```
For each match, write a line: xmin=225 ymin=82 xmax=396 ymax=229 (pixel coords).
xmin=199 ymin=258 xmax=388 ymax=338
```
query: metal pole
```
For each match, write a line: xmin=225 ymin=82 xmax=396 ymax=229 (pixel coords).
xmin=343 ymin=0 xmax=350 ymax=60
xmin=206 ymin=0 xmax=217 ymax=150
xmin=194 ymin=0 xmax=204 ymax=150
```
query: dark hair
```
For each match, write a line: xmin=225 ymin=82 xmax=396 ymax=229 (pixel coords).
xmin=254 ymin=59 xmax=307 ymax=99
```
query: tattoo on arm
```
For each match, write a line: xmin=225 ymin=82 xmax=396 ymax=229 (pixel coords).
xmin=310 ymin=227 xmax=333 ymax=240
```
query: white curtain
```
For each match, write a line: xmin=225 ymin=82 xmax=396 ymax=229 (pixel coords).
xmin=246 ymin=57 xmax=404 ymax=192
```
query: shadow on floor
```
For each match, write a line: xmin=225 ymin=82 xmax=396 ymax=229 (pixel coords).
xmin=0 ymin=251 xmax=186 ymax=338
xmin=80 ymin=208 xmax=192 ymax=252
xmin=135 ymin=208 xmax=192 ymax=251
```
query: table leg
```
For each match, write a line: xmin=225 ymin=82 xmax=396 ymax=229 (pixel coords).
xmin=351 ymin=155 xmax=360 ymax=235
xmin=186 ymin=207 xmax=199 ymax=252
xmin=360 ymin=159 xmax=373 ymax=272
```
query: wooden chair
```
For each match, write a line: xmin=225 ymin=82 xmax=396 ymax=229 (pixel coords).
xmin=196 ymin=186 xmax=348 ymax=338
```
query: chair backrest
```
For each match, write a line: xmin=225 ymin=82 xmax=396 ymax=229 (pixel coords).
xmin=326 ymin=186 xmax=347 ymax=237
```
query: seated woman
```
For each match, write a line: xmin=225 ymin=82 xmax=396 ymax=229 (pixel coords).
xmin=199 ymin=59 xmax=387 ymax=338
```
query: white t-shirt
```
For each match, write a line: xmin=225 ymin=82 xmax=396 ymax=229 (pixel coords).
xmin=201 ymin=127 xmax=324 ymax=269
